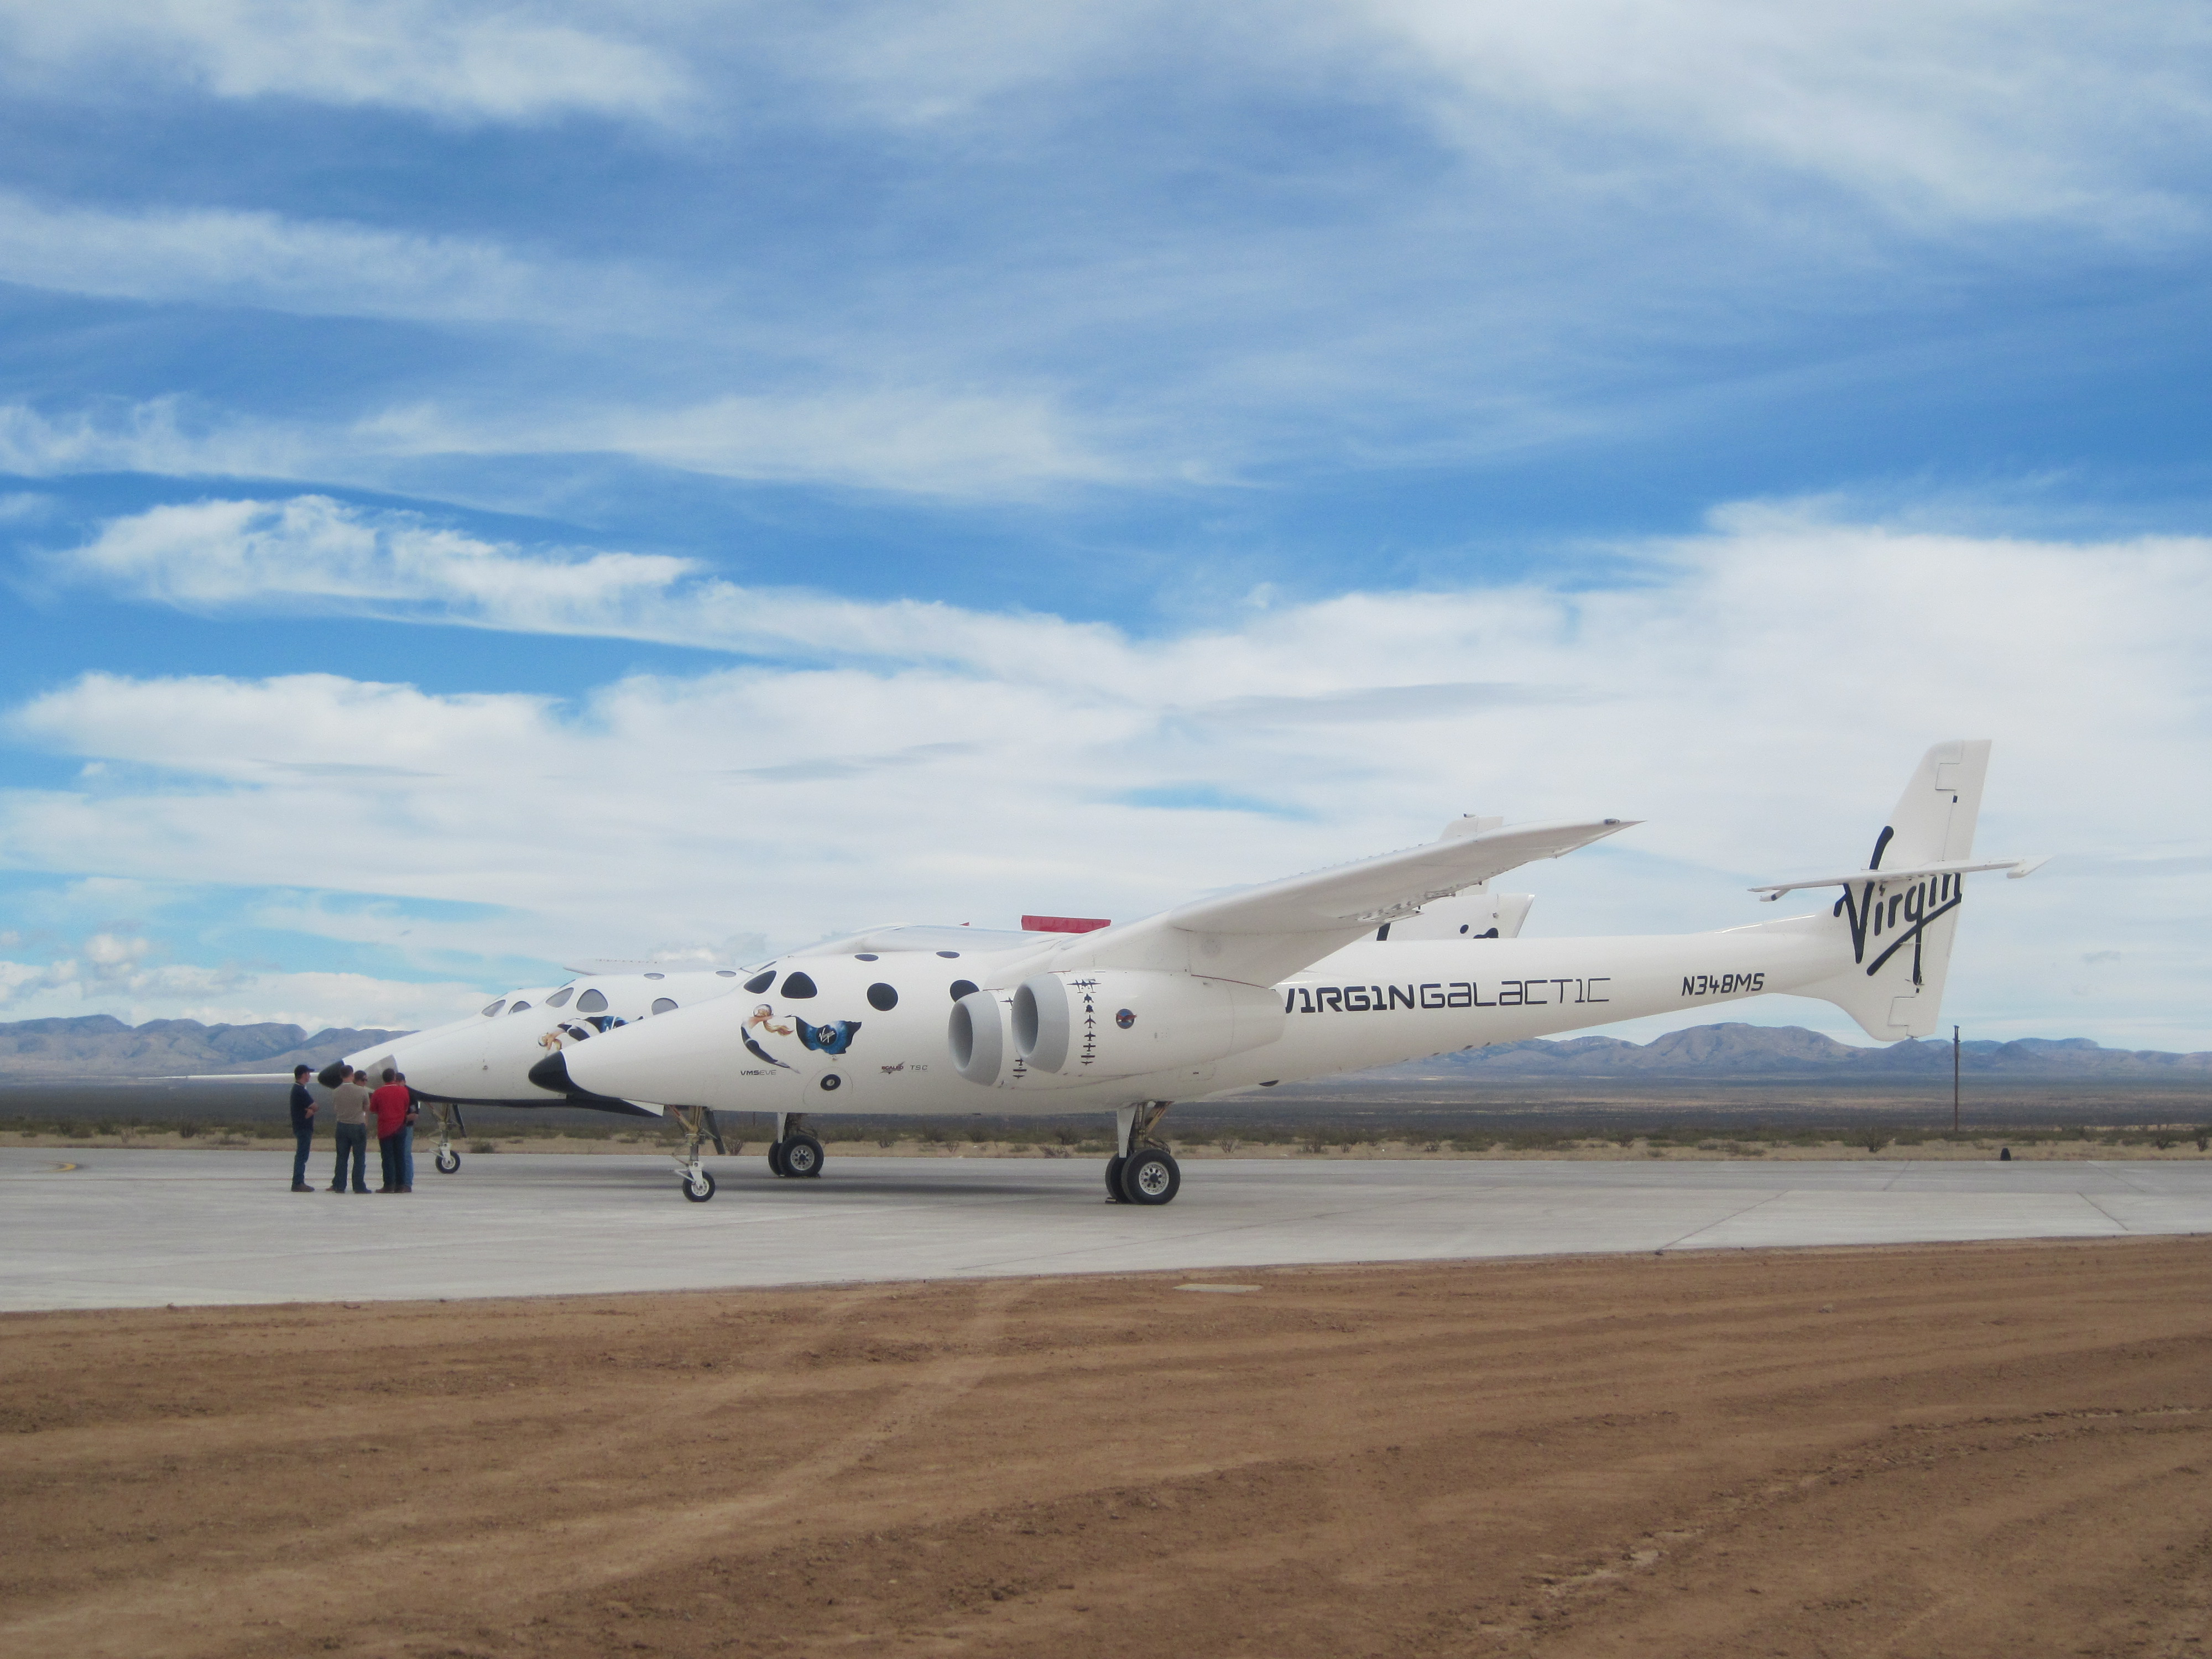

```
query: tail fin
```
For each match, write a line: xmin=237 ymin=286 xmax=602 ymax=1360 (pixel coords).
xmin=1794 ymin=740 xmax=1990 ymax=1041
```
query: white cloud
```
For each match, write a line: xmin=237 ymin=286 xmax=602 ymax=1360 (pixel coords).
xmin=0 ymin=389 xmax=1125 ymax=500
xmin=10 ymin=504 xmax=2212 ymax=1047
xmin=1347 ymin=0 xmax=2212 ymax=233
xmin=0 ymin=1 xmax=687 ymax=124
xmin=0 ymin=192 xmax=653 ymax=326
xmin=0 ymin=951 xmax=487 ymax=1032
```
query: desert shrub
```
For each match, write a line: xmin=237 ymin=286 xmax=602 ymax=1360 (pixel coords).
xmin=920 ymin=1124 xmax=947 ymax=1145
xmin=468 ymin=1140 xmax=495 ymax=1154
xmin=1216 ymin=1136 xmax=1241 ymax=1153
xmin=1863 ymin=1132 xmax=1890 ymax=1154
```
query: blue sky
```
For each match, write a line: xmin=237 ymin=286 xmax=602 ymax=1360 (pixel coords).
xmin=1 ymin=2 xmax=2208 ymax=1047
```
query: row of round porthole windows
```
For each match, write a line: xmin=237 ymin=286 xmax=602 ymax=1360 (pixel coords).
xmin=481 ymin=988 xmax=680 ymax=1018
xmin=483 ymin=958 xmax=985 ymax=1019
xmin=739 ymin=968 xmax=982 ymax=1009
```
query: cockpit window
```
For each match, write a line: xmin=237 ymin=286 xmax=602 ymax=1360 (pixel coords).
xmin=780 ymin=972 xmax=818 ymax=999
xmin=545 ymin=987 xmax=573 ymax=1008
xmin=576 ymin=989 xmax=609 ymax=1014
xmin=481 ymin=999 xmax=506 ymax=1017
xmin=743 ymin=970 xmax=775 ymax=993
xmin=509 ymin=1000 xmax=531 ymax=1013
xmin=651 ymin=997 xmax=677 ymax=1015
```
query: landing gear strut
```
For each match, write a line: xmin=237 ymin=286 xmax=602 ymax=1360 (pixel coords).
xmin=426 ymin=1100 xmax=466 ymax=1175
xmin=769 ymin=1113 xmax=825 ymax=1180
xmin=671 ymin=1104 xmax=725 ymax=1202
xmin=1108 ymin=1102 xmax=1180 ymax=1206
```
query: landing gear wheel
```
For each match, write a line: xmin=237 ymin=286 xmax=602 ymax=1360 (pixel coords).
xmin=768 ymin=1140 xmax=787 ymax=1177
xmin=1119 ymin=1147 xmax=1180 ymax=1206
xmin=682 ymin=1169 xmax=717 ymax=1202
xmin=782 ymin=1131 xmax=825 ymax=1178
xmin=1104 ymin=1154 xmax=1128 ymax=1202
xmin=435 ymin=1149 xmax=460 ymax=1175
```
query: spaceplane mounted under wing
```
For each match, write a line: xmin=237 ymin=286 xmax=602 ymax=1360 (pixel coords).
xmin=524 ymin=739 xmax=2036 ymax=1206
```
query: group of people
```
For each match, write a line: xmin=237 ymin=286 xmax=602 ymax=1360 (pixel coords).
xmin=286 ymin=1064 xmax=420 ymax=1193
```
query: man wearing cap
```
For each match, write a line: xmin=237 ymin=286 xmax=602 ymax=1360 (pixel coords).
xmin=286 ymin=1065 xmax=317 ymax=1192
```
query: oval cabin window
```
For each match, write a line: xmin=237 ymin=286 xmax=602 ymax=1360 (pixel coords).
xmin=867 ymin=982 xmax=898 ymax=1011
xmin=576 ymin=989 xmax=609 ymax=1014
xmin=949 ymin=979 xmax=978 ymax=1001
xmin=651 ymin=997 xmax=677 ymax=1015
xmin=508 ymin=1000 xmax=530 ymax=1013
xmin=481 ymin=999 xmax=506 ymax=1018
xmin=545 ymin=987 xmax=573 ymax=1008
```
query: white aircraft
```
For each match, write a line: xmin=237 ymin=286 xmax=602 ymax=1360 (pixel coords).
xmin=526 ymin=740 xmax=2042 ymax=1204
xmin=320 ymin=964 xmax=754 ymax=1171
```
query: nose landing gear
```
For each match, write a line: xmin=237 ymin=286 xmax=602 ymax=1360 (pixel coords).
xmin=426 ymin=1102 xmax=466 ymax=1175
xmin=670 ymin=1104 xmax=726 ymax=1201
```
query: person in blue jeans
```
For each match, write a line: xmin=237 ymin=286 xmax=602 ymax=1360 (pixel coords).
xmin=328 ymin=1068 xmax=374 ymax=1193
xmin=396 ymin=1071 xmax=417 ymax=1189
xmin=286 ymin=1065 xmax=317 ymax=1192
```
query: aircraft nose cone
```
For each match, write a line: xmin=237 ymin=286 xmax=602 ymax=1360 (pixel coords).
xmin=528 ymin=1051 xmax=572 ymax=1093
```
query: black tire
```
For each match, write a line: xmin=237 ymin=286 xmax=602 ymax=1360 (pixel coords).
xmin=1104 ymin=1154 xmax=1128 ymax=1202
xmin=435 ymin=1149 xmax=460 ymax=1175
xmin=767 ymin=1139 xmax=787 ymax=1177
xmin=682 ymin=1170 xmax=716 ymax=1202
xmin=1119 ymin=1147 xmax=1180 ymax=1206
xmin=784 ymin=1131 xmax=825 ymax=1178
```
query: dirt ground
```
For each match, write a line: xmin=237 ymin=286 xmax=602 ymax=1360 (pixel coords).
xmin=4 ymin=1239 xmax=2209 ymax=1659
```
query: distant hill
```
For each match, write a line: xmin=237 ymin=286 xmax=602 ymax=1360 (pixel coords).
xmin=1361 ymin=1022 xmax=2212 ymax=1081
xmin=0 ymin=1015 xmax=413 ymax=1080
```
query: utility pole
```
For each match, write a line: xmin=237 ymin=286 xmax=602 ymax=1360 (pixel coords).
xmin=1953 ymin=1024 xmax=1961 ymax=1134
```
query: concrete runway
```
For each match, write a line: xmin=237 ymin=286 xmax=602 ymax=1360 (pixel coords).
xmin=5 ymin=1146 xmax=2210 ymax=1312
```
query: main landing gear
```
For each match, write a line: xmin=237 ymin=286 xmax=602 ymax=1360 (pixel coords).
xmin=769 ymin=1114 xmax=825 ymax=1180
xmin=670 ymin=1104 xmax=726 ymax=1202
xmin=1107 ymin=1102 xmax=1181 ymax=1206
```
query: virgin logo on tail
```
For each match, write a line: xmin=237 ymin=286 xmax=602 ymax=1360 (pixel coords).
xmin=1834 ymin=826 xmax=1963 ymax=984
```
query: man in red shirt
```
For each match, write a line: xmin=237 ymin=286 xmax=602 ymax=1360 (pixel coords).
xmin=369 ymin=1070 xmax=415 ymax=1194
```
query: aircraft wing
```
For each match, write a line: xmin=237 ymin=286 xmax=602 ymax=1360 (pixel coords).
xmin=1034 ymin=816 xmax=1633 ymax=988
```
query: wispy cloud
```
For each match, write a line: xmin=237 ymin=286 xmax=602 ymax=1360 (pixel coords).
xmin=0 ymin=192 xmax=656 ymax=326
xmin=0 ymin=1 xmax=689 ymax=124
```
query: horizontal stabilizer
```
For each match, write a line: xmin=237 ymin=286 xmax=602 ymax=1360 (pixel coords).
xmin=1752 ymin=855 xmax=2047 ymax=901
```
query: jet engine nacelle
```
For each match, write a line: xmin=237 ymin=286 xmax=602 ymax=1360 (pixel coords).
xmin=948 ymin=970 xmax=1284 ymax=1087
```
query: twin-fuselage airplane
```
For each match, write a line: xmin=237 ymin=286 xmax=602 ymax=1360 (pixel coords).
xmin=333 ymin=740 xmax=2039 ymax=1204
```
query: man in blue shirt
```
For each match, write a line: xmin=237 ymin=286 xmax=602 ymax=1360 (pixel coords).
xmin=288 ymin=1066 xmax=317 ymax=1192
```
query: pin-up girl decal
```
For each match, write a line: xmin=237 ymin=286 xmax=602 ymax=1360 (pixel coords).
xmin=742 ymin=1003 xmax=796 ymax=1070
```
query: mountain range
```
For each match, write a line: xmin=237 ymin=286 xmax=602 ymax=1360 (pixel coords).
xmin=1364 ymin=1022 xmax=2212 ymax=1081
xmin=0 ymin=1015 xmax=410 ymax=1080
